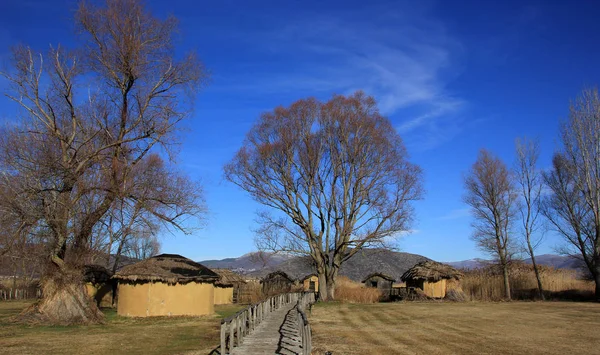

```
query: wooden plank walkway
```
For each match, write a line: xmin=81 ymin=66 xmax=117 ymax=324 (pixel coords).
xmin=230 ymin=302 xmax=303 ymax=355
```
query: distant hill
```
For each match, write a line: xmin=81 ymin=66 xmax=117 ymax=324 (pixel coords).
xmin=202 ymin=249 xmax=430 ymax=282
xmin=446 ymin=254 xmax=586 ymax=271
xmin=200 ymin=252 xmax=293 ymax=273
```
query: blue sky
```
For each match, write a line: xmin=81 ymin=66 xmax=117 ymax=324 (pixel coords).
xmin=1 ymin=0 xmax=600 ymax=262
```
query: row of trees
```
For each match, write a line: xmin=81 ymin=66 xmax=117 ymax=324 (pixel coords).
xmin=464 ymin=88 xmax=600 ymax=301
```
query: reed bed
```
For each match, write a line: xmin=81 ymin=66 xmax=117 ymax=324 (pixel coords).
xmin=461 ymin=263 xmax=594 ymax=301
xmin=334 ymin=276 xmax=382 ymax=303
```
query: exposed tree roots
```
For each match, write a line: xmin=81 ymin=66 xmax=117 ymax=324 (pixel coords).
xmin=13 ymin=271 xmax=104 ymax=325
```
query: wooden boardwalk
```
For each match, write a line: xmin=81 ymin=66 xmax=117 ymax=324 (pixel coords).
xmin=230 ymin=302 xmax=303 ymax=355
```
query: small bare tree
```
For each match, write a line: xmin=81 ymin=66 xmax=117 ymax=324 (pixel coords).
xmin=514 ymin=138 xmax=545 ymax=300
xmin=0 ymin=0 xmax=206 ymax=324
xmin=225 ymin=91 xmax=423 ymax=300
xmin=464 ymin=149 xmax=516 ymax=300
xmin=542 ymin=88 xmax=600 ymax=301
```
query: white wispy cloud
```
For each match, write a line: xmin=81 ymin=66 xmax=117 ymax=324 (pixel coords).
xmin=438 ymin=208 xmax=471 ymax=221
xmin=215 ymin=4 xmax=466 ymax=149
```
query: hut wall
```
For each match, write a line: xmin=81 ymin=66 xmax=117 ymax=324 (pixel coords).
xmin=406 ymin=279 xmax=424 ymax=289
xmin=117 ymin=281 xmax=214 ymax=317
xmin=422 ymin=279 xmax=446 ymax=298
xmin=214 ymin=286 xmax=233 ymax=305
xmin=302 ymin=276 xmax=319 ymax=292
xmin=86 ymin=282 xmax=114 ymax=307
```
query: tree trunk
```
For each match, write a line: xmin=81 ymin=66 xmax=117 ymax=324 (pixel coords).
xmin=17 ymin=263 xmax=104 ymax=325
xmin=326 ymin=277 xmax=335 ymax=300
xmin=326 ymin=267 xmax=339 ymax=301
xmin=317 ymin=273 xmax=328 ymax=301
xmin=529 ymin=251 xmax=545 ymax=300
xmin=502 ymin=263 xmax=511 ymax=300
xmin=595 ymin=266 xmax=600 ymax=302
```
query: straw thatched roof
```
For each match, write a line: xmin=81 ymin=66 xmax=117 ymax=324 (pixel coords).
xmin=212 ymin=268 xmax=247 ymax=287
xmin=113 ymin=254 xmax=219 ymax=284
xmin=83 ymin=264 xmax=113 ymax=284
xmin=362 ymin=272 xmax=396 ymax=283
xmin=401 ymin=261 xmax=464 ymax=282
xmin=261 ymin=270 xmax=295 ymax=283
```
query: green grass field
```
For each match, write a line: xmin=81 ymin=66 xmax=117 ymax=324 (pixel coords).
xmin=0 ymin=301 xmax=244 ymax=355
xmin=310 ymin=301 xmax=600 ymax=355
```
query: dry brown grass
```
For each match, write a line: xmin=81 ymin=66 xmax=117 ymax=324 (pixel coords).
xmin=461 ymin=263 xmax=594 ymax=301
xmin=310 ymin=301 xmax=600 ymax=355
xmin=334 ymin=276 xmax=382 ymax=303
xmin=0 ymin=301 xmax=244 ymax=355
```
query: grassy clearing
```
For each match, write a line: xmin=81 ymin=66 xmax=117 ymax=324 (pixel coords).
xmin=0 ymin=301 xmax=245 ymax=355
xmin=310 ymin=301 xmax=600 ymax=355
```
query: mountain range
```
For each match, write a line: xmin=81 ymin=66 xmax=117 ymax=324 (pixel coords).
xmin=202 ymin=249 xmax=430 ymax=282
xmin=200 ymin=250 xmax=586 ymax=282
xmin=445 ymin=254 xmax=585 ymax=271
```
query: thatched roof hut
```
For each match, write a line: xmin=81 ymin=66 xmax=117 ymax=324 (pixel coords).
xmin=114 ymin=253 xmax=219 ymax=284
xmin=300 ymin=273 xmax=319 ymax=292
xmin=362 ymin=272 xmax=396 ymax=284
xmin=113 ymin=254 xmax=219 ymax=317
xmin=213 ymin=268 xmax=247 ymax=287
xmin=83 ymin=264 xmax=113 ymax=285
xmin=401 ymin=261 xmax=463 ymax=282
xmin=362 ymin=273 xmax=395 ymax=299
xmin=401 ymin=261 xmax=463 ymax=298
xmin=212 ymin=268 xmax=247 ymax=304
xmin=261 ymin=270 xmax=295 ymax=295
xmin=83 ymin=265 xmax=114 ymax=308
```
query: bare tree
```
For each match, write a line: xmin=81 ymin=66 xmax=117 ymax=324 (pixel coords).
xmin=542 ymin=88 xmax=600 ymax=301
xmin=514 ymin=138 xmax=545 ymax=300
xmin=225 ymin=92 xmax=423 ymax=300
xmin=0 ymin=0 xmax=206 ymax=324
xmin=464 ymin=149 xmax=516 ymax=300
xmin=124 ymin=234 xmax=161 ymax=260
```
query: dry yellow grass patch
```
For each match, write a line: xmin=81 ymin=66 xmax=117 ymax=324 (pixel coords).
xmin=0 ymin=301 xmax=244 ymax=355
xmin=334 ymin=276 xmax=382 ymax=303
xmin=310 ymin=301 xmax=600 ymax=355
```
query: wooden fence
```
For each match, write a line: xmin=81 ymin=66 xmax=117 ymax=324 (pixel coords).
xmin=295 ymin=292 xmax=316 ymax=355
xmin=220 ymin=292 xmax=316 ymax=355
xmin=0 ymin=288 xmax=42 ymax=301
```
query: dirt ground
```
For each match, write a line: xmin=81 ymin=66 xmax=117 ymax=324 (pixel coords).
xmin=0 ymin=301 xmax=243 ymax=355
xmin=310 ymin=301 xmax=600 ymax=355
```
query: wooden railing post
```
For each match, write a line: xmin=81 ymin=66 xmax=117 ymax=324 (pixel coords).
xmin=220 ymin=323 xmax=226 ymax=354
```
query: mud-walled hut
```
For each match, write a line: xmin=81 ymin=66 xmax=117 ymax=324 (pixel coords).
xmin=212 ymin=268 xmax=247 ymax=305
xmin=83 ymin=264 xmax=114 ymax=307
xmin=301 ymin=274 xmax=319 ymax=293
xmin=401 ymin=260 xmax=463 ymax=298
xmin=113 ymin=254 xmax=219 ymax=317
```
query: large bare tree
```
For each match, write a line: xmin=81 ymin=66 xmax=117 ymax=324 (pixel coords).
xmin=514 ymin=138 xmax=545 ymax=300
xmin=0 ymin=0 xmax=206 ymax=323
xmin=542 ymin=88 xmax=600 ymax=301
xmin=225 ymin=92 xmax=423 ymax=300
xmin=464 ymin=149 xmax=516 ymax=300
